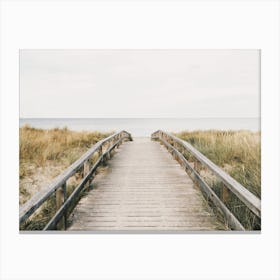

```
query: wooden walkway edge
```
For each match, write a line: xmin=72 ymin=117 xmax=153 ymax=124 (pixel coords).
xmin=68 ymin=138 xmax=225 ymax=231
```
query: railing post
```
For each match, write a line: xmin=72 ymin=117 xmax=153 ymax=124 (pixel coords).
xmin=107 ymin=140 xmax=111 ymax=160
xmin=56 ymin=183 xmax=66 ymax=230
xmin=117 ymin=134 xmax=121 ymax=148
xmin=92 ymin=148 xmax=100 ymax=164
xmin=119 ymin=134 xmax=122 ymax=146
xmin=221 ymin=184 xmax=230 ymax=204
xmin=63 ymin=182 xmax=67 ymax=228
xmin=101 ymin=143 xmax=105 ymax=162
xmin=97 ymin=146 xmax=102 ymax=164
xmin=83 ymin=160 xmax=90 ymax=189
xmin=102 ymin=142 xmax=108 ymax=163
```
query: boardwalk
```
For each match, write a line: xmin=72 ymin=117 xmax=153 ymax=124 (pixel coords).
xmin=20 ymin=130 xmax=260 ymax=231
xmin=68 ymin=138 xmax=225 ymax=231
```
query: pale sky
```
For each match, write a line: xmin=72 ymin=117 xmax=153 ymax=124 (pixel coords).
xmin=20 ymin=49 xmax=260 ymax=118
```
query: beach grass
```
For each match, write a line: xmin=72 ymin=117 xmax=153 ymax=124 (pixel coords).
xmin=20 ymin=125 xmax=111 ymax=176
xmin=175 ymin=130 xmax=261 ymax=229
xmin=19 ymin=125 xmax=112 ymax=230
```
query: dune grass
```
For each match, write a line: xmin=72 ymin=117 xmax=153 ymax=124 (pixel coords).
xmin=19 ymin=125 xmax=112 ymax=230
xmin=175 ymin=130 xmax=261 ymax=229
xmin=20 ymin=125 xmax=111 ymax=178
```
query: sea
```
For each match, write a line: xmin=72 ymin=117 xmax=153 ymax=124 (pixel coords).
xmin=19 ymin=118 xmax=260 ymax=137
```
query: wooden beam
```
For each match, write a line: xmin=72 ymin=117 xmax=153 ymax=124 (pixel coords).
xmin=83 ymin=160 xmax=90 ymax=190
xmin=56 ymin=185 xmax=65 ymax=230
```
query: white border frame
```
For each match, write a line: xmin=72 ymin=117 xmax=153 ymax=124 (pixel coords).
xmin=1 ymin=1 xmax=279 ymax=279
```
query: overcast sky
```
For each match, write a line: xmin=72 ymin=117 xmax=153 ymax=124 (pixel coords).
xmin=20 ymin=49 xmax=260 ymax=118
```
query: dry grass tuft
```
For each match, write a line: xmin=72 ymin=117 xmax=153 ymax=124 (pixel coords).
xmin=20 ymin=125 xmax=111 ymax=173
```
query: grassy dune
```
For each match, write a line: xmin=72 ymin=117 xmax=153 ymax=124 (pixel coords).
xmin=20 ymin=125 xmax=112 ymax=200
xmin=19 ymin=125 xmax=112 ymax=229
xmin=20 ymin=125 xmax=111 ymax=175
xmin=176 ymin=130 xmax=261 ymax=229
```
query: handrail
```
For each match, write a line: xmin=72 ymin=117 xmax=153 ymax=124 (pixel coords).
xmin=19 ymin=130 xmax=132 ymax=226
xmin=43 ymin=138 xmax=124 ymax=230
xmin=152 ymin=130 xmax=261 ymax=220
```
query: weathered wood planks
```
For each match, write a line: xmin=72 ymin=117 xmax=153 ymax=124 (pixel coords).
xmin=19 ymin=131 xmax=132 ymax=228
xmin=68 ymin=138 xmax=225 ymax=231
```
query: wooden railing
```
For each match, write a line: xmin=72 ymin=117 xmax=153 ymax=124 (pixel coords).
xmin=151 ymin=130 xmax=261 ymax=231
xmin=19 ymin=130 xmax=132 ymax=230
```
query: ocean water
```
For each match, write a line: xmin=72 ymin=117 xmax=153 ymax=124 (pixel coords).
xmin=19 ymin=118 xmax=260 ymax=137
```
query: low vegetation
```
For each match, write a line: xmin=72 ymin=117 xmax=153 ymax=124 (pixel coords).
xmin=176 ymin=130 xmax=261 ymax=229
xmin=19 ymin=125 xmax=112 ymax=229
xmin=20 ymin=125 xmax=111 ymax=179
